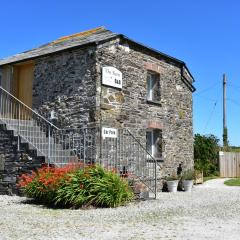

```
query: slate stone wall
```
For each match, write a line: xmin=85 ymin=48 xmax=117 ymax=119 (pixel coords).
xmin=95 ymin=39 xmax=194 ymax=177
xmin=0 ymin=126 xmax=43 ymax=195
xmin=32 ymin=46 xmax=98 ymax=128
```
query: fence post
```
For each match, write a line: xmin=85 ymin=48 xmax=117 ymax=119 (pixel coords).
xmin=48 ymin=125 xmax=51 ymax=166
xmin=99 ymin=125 xmax=102 ymax=166
xmin=17 ymin=103 xmax=20 ymax=151
xmin=154 ymin=159 xmax=157 ymax=199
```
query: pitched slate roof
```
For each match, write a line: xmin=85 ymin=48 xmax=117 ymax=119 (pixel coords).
xmin=0 ymin=27 xmax=117 ymax=66
xmin=0 ymin=27 xmax=194 ymax=85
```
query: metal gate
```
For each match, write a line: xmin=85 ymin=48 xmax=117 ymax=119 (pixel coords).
xmin=100 ymin=128 xmax=157 ymax=198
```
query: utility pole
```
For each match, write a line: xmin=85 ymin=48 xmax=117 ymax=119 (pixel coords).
xmin=223 ymin=73 xmax=228 ymax=147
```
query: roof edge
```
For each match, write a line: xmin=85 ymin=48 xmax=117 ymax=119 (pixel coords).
xmin=0 ymin=29 xmax=195 ymax=86
xmin=0 ymin=35 xmax=119 ymax=66
xmin=118 ymin=34 xmax=195 ymax=82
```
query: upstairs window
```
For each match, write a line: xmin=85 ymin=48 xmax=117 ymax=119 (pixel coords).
xmin=147 ymin=72 xmax=160 ymax=102
xmin=146 ymin=129 xmax=163 ymax=159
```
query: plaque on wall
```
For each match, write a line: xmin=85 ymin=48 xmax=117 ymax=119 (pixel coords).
xmin=102 ymin=127 xmax=118 ymax=139
xmin=102 ymin=66 xmax=122 ymax=89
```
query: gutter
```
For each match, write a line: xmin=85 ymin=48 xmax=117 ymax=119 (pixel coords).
xmin=119 ymin=34 xmax=196 ymax=92
xmin=119 ymin=34 xmax=195 ymax=82
xmin=181 ymin=66 xmax=196 ymax=92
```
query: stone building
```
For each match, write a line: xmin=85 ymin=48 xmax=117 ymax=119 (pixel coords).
xmin=0 ymin=27 xmax=195 ymax=195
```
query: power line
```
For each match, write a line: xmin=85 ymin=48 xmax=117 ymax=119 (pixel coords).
xmin=194 ymin=94 xmax=218 ymax=102
xmin=227 ymin=98 xmax=240 ymax=106
xmin=194 ymin=82 xmax=219 ymax=95
xmin=227 ymin=83 xmax=240 ymax=89
xmin=203 ymin=101 xmax=218 ymax=133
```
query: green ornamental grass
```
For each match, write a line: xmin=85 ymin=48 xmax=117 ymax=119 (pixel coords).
xmin=88 ymin=169 xmax=133 ymax=207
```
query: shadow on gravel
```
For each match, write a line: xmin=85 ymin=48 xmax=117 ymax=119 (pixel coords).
xmin=19 ymin=198 xmax=98 ymax=210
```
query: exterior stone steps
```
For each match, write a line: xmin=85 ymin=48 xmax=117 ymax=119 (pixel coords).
xmin=0 ymin=122 xmax=45 ymax=195
xmin=1 ymin=119 xmax=71 ymax=164
xmin=0 ymin=119 xmax=35 ymax=126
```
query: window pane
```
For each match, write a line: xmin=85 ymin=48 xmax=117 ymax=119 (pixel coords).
xmin=146 ymin=72 xmax=160 ymax=102
xmin=152 ymin=75 xmax=160 ymax=101
xmin=153 ymin=130 xmax=162 ymax=158
xmin=147 ymin=74 xmax=152 ymax=100
xmin=146 ymin=131 xmax=152 ymax=154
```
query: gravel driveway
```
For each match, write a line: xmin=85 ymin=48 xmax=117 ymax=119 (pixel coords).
xmin=0 ymin=179 xmax=240 ymax=240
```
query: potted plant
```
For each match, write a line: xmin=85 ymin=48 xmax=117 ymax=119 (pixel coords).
xmin=181 ymin=170 xmax=195 ymax=192
xmin=166 ymin=174 xmax=179 ymax=192
xmin=194 ymin=170 xmax=203 ymax=184
xmin=194 ymin=161 xmax=203 ymax=184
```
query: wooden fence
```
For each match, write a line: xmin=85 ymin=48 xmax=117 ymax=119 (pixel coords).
xmin=219 ymin=151 xmax=240 ymax=177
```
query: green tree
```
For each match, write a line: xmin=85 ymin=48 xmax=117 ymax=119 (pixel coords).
xmin=194 ymin=134 xmax=220 ymax=176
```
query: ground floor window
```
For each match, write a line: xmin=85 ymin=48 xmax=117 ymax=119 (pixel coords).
xmin=146 ymin=129 xmax=162 ymax=159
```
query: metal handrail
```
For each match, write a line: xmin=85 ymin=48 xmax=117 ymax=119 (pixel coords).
xmin=0 ymin=86 xmax=60 ymax=130
xmin=126 ymin=128 xmax=157 ymax=197
xmin=0 ymin=86 xmax=158 ymax=198
xmin=60 ymin=125 xmax=100 ymax=132
xmin=0 ymin=86 xmax=62 ymax=164
xmin=126 ymin=128 xmax=156 ymax=161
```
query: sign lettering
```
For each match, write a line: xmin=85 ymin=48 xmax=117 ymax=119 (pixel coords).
xmin=102 ymin=127 xmax=118 ymax=138
xmin=102 ymin=67 xmax=122 ymax=89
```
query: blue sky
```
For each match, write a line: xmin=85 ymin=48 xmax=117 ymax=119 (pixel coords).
xmin=0 ymin=0 xmax=239 ymax=145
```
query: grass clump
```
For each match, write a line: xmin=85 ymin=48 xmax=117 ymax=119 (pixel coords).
xmin=203 ymin=175 xmax=220 ymax=182
xmin=182 ymin=170 xmax=195 ymax=180
xmin=224 ymin=178 xmax=240 ymax=186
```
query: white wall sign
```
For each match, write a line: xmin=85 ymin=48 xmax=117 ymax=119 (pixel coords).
xmin=102 ymin=66 xmax=122 ymax=89
xmin=102 ymin=127 xmax=118 ymax=139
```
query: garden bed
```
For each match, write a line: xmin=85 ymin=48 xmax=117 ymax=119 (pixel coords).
xmin=18 ymin=164 xmax=134 ymax=208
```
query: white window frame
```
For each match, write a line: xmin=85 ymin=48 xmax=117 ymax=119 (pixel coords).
xmin=147 ymin=72 xmax=160 ymax=102
xmin=146 ymin=129 xmax=162 ymax=159
xmin=146 ymin=130 xmax=155 ymax=157
xmin=147 ymin=73 xmax=153 ymax=101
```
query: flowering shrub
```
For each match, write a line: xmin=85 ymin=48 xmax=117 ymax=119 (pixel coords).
xmin=18 ymin=163 xmax=80 ymax=204
xmin=18 ymin=164 xmax=133 ymax=208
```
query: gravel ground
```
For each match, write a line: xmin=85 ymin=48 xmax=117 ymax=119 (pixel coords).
xmin=0 ymin=179 xmax=240 ymax=240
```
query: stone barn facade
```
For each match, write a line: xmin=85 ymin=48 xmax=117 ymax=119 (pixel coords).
xmin=0 ymin=27 xmax=195 ymax=195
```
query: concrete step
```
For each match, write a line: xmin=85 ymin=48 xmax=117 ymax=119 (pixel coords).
xmin=20 ymin=136 xmax=56 ymax=144
xmin=0 ymin=119 xmax=78 ymax=164
xmin=7 ymin=125 xmax=46 ymax=134
xmin=37 ymin=149 xmax=71 ymax=158
xmin=24 ymin=140 xmax=65 ymax=151
xmin=0 ymin=118 xmax=35 ymax=126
